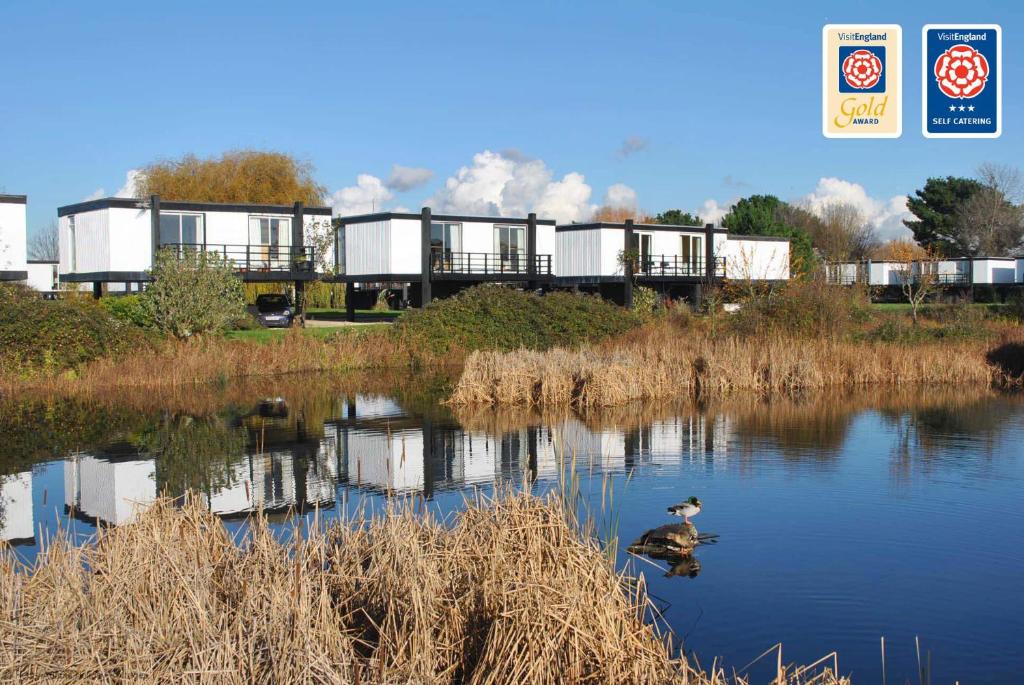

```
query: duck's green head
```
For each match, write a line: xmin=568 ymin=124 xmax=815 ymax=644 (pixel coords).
xmin=688 ymin=496 xmax=702 ymax=507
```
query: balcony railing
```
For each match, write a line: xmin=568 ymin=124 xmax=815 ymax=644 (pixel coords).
xmin=635 ymin=255 xmax=726 ymax=278
xmin=430 ymin=252 xmax=552 ymax=276
xmin=161 ymin=243 xmax=316 ymax=273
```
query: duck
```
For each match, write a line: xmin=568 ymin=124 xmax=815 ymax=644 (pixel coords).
xmin=667 ymin=496 xmax=702 ymax=524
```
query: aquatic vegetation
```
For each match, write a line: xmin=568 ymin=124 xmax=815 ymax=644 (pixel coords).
xmin=448 ymin=320 xmax=1019 ymax=408
xmin=0 ymin=492 xmax=848 ymax=684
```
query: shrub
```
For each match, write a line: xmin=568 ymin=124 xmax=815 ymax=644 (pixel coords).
xmin=100 ymin=294 xmax=155 ymax=328
xmin=631 ymin=285 xmax=658 ymax=316
xmin=727 ymin=278 xmax=871 ymax=340
xmin=395 ymin=286 xmax=642 ymax=355
xmin=0 ymin=286 xmax=148 ymax=376
xmin=142 ymin=248 xmax=246 ymax=339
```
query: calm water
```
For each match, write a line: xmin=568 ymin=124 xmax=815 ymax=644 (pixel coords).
xmin=1 ymin=382 xmax=1022 ymax=683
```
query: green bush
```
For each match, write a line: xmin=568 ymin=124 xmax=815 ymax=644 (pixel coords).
xmin=727 ymin=278 xmax=872 ymax=340
xmin=143 ymin=248 xmax=246 ymax=339
xmin=0 ymin=285 xmax=149 ymax=376
xmin=395 ymin=286 xmax=642 ymax=354
xmin=101 ymin=294 xmax=155 ymax=328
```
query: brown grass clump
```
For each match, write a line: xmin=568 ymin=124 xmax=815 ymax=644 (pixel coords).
xmin=0 ymin=494 xmax=847 ymax=684
xmin=449 ymin=321 xmax=1016 ymax=409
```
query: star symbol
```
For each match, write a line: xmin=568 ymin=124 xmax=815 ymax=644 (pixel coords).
xmin=949 ymin=105 xmax=957 ymax=112
xmin=959 ymin=105 xmax=966 ymax=111
xmin=968 ymin=105 xmax=975 ymax=112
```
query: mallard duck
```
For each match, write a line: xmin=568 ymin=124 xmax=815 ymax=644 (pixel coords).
xmin=667 ymin=496 xmax=702 ymax=523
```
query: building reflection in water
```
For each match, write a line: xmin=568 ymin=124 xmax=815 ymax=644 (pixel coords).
xmin=0 ymin=471 xmax=34 ymax=544
xmin=45 ymin=394 xmax=733 ymax=530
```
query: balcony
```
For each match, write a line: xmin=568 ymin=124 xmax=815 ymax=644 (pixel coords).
xmin=634 ymin=255 xmax=726 ymax=279
xmin=163 ymin=243 xmax=316 ymax=275
xmin=430 ymin=252 xmax=553 ymax=279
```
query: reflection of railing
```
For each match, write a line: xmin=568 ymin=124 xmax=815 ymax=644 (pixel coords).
xmin=430 ymin=252 xmax=552 ymax=276
xmin=635 ymin=255 xmax=725 ymax=278
xmin=162 ymin=243 xmax=315 ymax=272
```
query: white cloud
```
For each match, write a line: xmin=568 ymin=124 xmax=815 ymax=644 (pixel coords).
xmin=603 ymin=183 xmax=637 ymax=209
xmin=696 ymin=198 xmax=734 ymax=226
xmin=385 ymin=165 xmax=434 ymax=192
xmin=82 ymin=188 xmax=105 ymax=202
xmin=116 ymin=169 xmax=144 ymax=197
xmin=329 ymin=174 xmax=394 ymax=216
xmin=800 ymin=177 xmax=911 ymax=241
xmin=426 ymin=150 xmax=599 ymax=224
xmin=616 ymin=136 xmax=649 ymax=159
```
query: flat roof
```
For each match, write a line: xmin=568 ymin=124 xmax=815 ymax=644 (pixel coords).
xmin=336 ymin=210 xmax=556 ymax=226
xmin=556 ymin=221 xmax=727 ymax=233
xmin=57 ymin=197 xmax=333 ymax=217
xmin=0 ymin=194 xmax=27 ymax=204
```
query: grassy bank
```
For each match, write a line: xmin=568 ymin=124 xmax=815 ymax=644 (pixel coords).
xmin=448 ymin=319 xmax=1024 ymax=408
xmin=0 ymin=493 xmax=846 ymax=684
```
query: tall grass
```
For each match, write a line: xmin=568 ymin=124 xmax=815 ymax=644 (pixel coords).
xmin=448 ymin=320 xmax=1020 ymax=408
xmin=0 ymin=493 xmax=847 ymax=684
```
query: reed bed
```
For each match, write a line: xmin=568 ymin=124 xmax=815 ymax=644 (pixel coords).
xmin=0 ymin=494 xmax=846 ymax=684
xmin=449 ymin=323 xmax=1017 ymax=408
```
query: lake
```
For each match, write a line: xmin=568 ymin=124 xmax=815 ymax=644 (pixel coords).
xmin=1 ymin=379 xmax=1021 ymax=684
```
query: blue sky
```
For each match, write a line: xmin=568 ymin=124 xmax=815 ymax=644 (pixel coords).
xmin=1 ymin=0 xmax=1018 ymax=241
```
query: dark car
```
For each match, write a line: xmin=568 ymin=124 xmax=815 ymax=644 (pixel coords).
xmin=253 ymin=294 xmax=295 ymax=328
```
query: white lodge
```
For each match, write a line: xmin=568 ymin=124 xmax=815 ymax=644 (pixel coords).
xmin=0 ymin=194 xmax=28 ymax=282
xmin=334 ymin=208 xmax=556 ymax=313
xmin=57 ymin=196 xmax=333 ymax=294
xmin=555 ymin=220 xmax=790 ymax=305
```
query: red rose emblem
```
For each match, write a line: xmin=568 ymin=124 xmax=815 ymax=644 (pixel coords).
xmin=842 ymin=49 xmax=883 ymax=89
xmin=934 ymin=43 xmax=989 ymax=98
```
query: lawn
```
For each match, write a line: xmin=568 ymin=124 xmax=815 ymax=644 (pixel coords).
xmin=224 ymin=324 xmax=390 ymax=343
xmin=306 ymin=308 xmax=404 ymax=321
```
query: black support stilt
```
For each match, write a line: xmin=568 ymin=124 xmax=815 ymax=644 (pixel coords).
xmin=623 ymin=219 xmax=635 ymax=309
xmin=420 ymin=207 xmax=432 ymax=307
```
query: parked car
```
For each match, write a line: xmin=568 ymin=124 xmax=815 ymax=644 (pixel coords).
xmin=253 ymin=293 xmax=295 ymax=328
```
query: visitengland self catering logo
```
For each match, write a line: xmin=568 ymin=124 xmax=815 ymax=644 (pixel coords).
xmin=823 ymin=25 xmax=901 ymax=138
xmin=923 ymin=25 xmax=1001 ymax=138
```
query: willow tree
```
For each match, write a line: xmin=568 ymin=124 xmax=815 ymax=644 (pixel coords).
xmin=132 ymin=150 xmax=327 ymax=206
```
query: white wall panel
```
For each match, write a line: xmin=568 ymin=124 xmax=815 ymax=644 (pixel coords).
xmin=723 ymin=239 xmax=789 ymax=280
xmin=0 ymin=472 xmax=33 ymax=541
xmin=60 ymin=209 xmax=110 ymax=274
xmin=390 ymin=218 xmax=420 ymax=274
xmin=25 ymin=262 xmax=58 ymax=291
xmin=345 ymin=220 xmax=391 ymax=275
xmin=108 ymin=207 xmax=152 ymax=271
xmin=556 ymin=230 xmax=601 ymax=277
xmin=0 ymin=200 xmax=27 ymax=272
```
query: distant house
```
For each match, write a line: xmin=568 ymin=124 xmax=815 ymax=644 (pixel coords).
xmin=57 ymin=195 xmax=333 ymax=296
xmin=826 ymin=257 xmax=1024 ymax=298
xmin=333 ymin=208 xmax=556 ymax=314
xmin=25 ymin=260 xmax=59 ymax=295
xmin=554 ymin=220 xmax=790 ymax=305
xmin=0 ymin=194 xmax=28 ymax=282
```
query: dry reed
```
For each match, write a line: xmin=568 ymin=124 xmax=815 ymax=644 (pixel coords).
xmin=0 ymin=493 xmax=847 ymax=684
xmin=449 ymin=322 xmax=1018 ymax=408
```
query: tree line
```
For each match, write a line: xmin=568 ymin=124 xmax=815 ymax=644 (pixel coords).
xmin=29 ymin=151 xmax=1024 ymax=271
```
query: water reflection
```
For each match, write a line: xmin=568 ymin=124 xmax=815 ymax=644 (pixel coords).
xmin=0 ymin=385 xmax=1020 ymax=541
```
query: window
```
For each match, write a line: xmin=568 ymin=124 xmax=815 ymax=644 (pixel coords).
xmin=494 ymin=225 xmax=525 ymax=270
xmin=248 ymin=216 xmax=292 ymax=267
xmin=430 ymin=222 xmax=462 ymax=255
xmin=68 ymin=216 xmax=76 ymax=271
xmin=159 ymin=213 xmax=204 ymax=246
xmin=629 ymin=232 xmax=653 ymax=272
xmin=681 ymin=235 xmax=702 ymax=274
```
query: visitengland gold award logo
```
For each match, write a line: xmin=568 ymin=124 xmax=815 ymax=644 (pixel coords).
xmin=822 ymin=25 xmax=902 ymax=138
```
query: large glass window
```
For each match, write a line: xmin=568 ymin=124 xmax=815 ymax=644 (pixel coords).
xmin=629 ymin=232 xmax=653 ymax=271
xmin=430 ymin=222 xmax=462 ymax=255
xmin=248 ymin=216 xmax=292 ymax=267
xmin=494 ymin=225 xmax=525 ymax=270
xmin=159 ymin=213 xmax=204 ymax=246
xmin=681 ymin=235 xmax=702 ymax=273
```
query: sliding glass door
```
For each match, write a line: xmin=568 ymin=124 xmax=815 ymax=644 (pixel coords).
xmin=248 ymin=216 xmax=291 ymax=269
xmin=494 ymin=225 xmax=525 ymax=272
xmin=430 ymin=222 xmax=462 ymax=270
xmin=681 ymin=235 xmax=702 ymax=274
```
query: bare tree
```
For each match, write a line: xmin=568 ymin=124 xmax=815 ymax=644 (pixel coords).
xmin=956 ymin=163 xmax=1024 ymax=256
xmin=29 ymin=221 xmax=60 ymax=261
xmin=888 ymin=241 xmax=941 ymax=325
xmin=816 ymin=202 xmax=878 ymax=260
